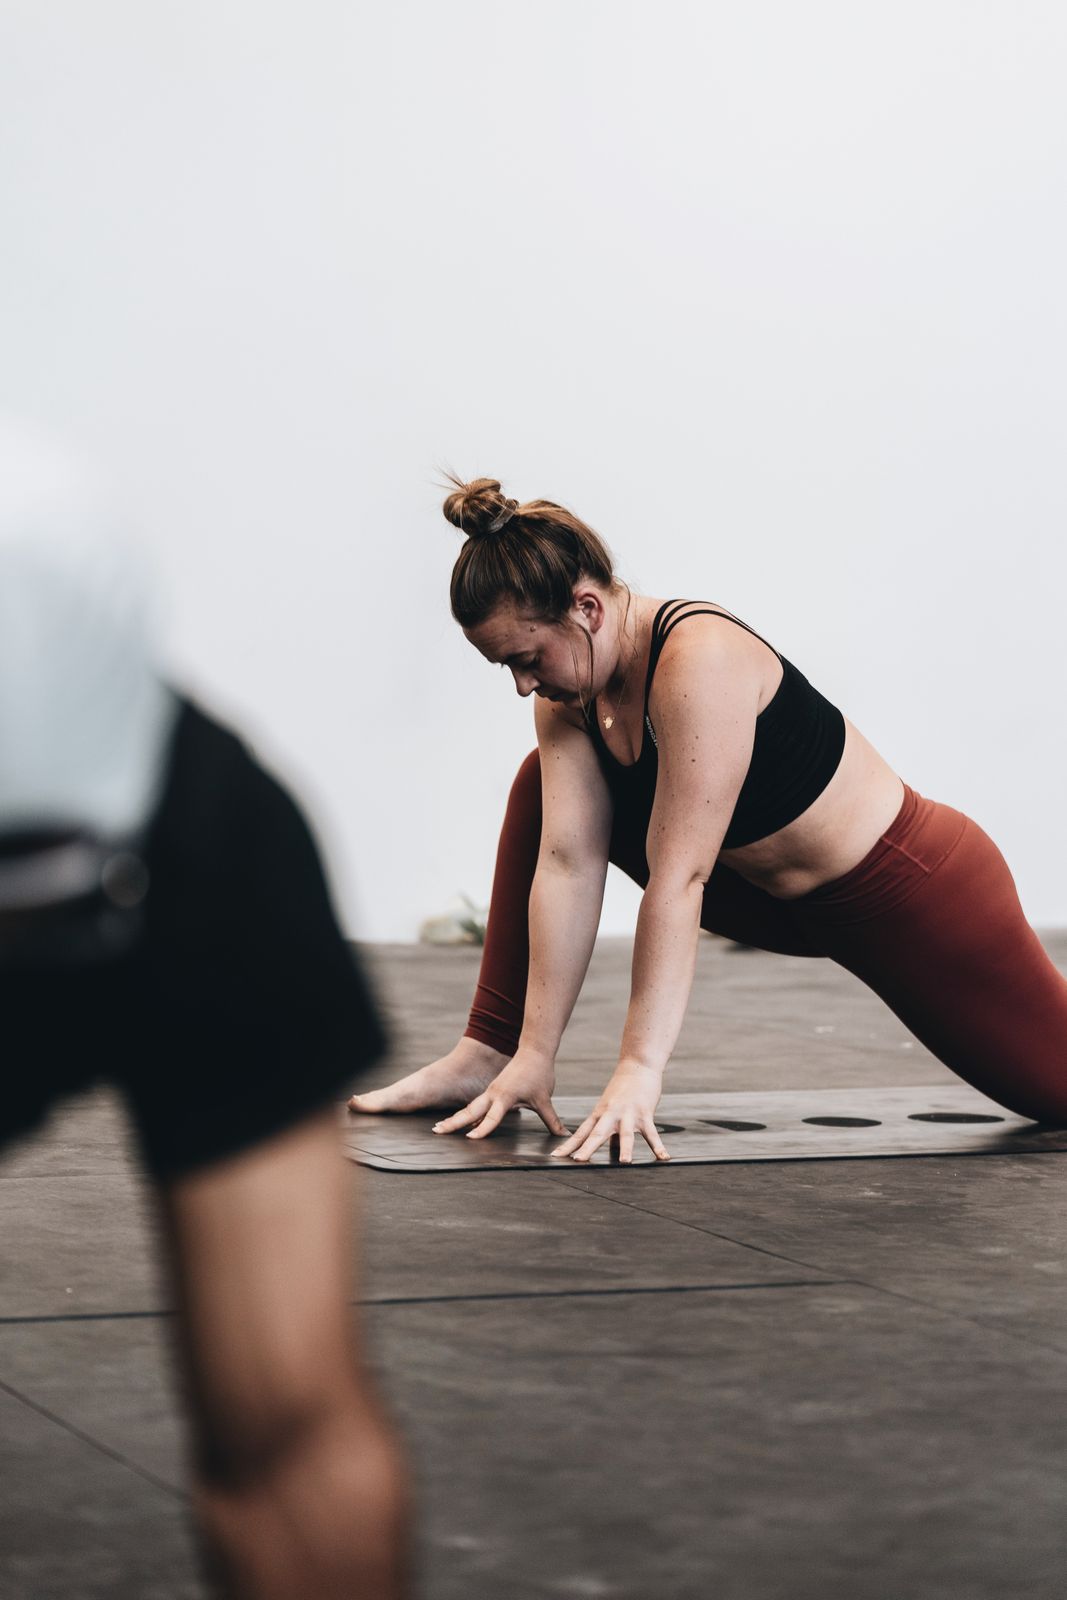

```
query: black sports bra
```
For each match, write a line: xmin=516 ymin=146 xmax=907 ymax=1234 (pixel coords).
xmin=584 ymin=599 xmax=847 ymax=851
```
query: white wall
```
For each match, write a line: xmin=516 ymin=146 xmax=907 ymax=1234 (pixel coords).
xmin=2 ymin=1 xmax=1065 ymax=939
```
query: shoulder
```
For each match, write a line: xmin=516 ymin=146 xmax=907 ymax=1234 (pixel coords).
xmin=649 ymin=608 xmax=767 ymax=725
xmin=654 ymin=603 xmax=764 ymax=677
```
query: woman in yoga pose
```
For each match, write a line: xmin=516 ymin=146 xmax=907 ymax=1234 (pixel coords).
xmin=349 ymin=475 xmax=1067 ymax=1162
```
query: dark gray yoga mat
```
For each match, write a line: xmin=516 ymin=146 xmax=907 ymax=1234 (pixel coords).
xmin=341 ymin=1084 xmax=1067 ymax=1171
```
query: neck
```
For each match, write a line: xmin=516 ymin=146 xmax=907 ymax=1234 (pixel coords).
xmin=603 ymin=595 xmax=646 ymax=702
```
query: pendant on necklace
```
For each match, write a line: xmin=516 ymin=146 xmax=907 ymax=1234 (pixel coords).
xmin=603 ymin=716 xmax=614 ymax=729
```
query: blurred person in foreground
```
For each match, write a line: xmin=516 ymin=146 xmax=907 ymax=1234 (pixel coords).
xmin=0 ymin=417 xmax=412 ymax=1600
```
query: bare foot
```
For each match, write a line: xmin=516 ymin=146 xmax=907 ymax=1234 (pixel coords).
xmin=347 ymin=1036 xmax=512 ymax=1115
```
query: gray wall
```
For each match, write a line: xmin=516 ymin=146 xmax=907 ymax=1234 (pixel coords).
xmin=2 ymin=2 xmax=1064 ymax=940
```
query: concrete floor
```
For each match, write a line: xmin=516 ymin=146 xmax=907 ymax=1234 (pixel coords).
xmin=3 ymin=931 xmax=1067 ymax=1599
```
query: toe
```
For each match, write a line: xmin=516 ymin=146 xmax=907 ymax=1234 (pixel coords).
xmin=348 ymin=1091 xmax=383 ymax=1112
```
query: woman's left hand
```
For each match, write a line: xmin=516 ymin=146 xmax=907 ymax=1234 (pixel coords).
xmin=551 ymin=1061 xmax=672 ymax=1164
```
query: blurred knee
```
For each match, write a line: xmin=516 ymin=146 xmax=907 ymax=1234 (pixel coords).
xmin=191 ymin=1379 xmax=392 ymax=1496
xmin=191 ymin=1404 xmax=411 ymax=1597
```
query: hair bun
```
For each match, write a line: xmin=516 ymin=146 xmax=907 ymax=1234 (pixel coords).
xmin=440 ymin=474 xmax=519 ymax=539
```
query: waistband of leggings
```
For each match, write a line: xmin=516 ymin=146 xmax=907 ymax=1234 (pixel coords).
xmin=800 ymin=781 xmax=922 ymax=906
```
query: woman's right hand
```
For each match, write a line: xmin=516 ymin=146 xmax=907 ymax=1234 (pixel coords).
xmin=431 ymin=1049 xmax=571 ymax=1141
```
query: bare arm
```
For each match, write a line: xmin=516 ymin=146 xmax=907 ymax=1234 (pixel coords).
xmin=617 ymin=632 xmax=761 ymax=1076
xmin=516 ymin=856 xmax=610 ymax=1063
xmin=432 ymin=699 xmax=614 ymax=1140
xmin=552 ymin=633 xmax=762 ymax=1162
xmin=616 ymin=877 xmax=707 ymax=1074
xmin=152 ymin=1106 xmax=411 ymax=1600
xmin=515 ymin=696 xmax=614 ymax=1064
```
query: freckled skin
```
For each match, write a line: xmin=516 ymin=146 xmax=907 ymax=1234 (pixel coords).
xmin=464 ymin=582 xmax=907 ymax=902
xmin=353 ymin=579 xmax=912 ymax=1140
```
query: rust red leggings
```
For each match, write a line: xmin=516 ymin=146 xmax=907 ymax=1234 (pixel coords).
xmin=464 ymin=749 xmax=1067 ymax=1124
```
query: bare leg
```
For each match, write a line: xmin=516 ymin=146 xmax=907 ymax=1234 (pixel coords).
xmin=154 ymin=1107 xmax=412 ymax=1598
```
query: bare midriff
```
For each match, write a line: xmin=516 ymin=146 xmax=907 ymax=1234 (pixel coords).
xmin=715 ymin=710 xmax=906 ymax=900
xmin=558 ymin=597 xmax=907 ymax=902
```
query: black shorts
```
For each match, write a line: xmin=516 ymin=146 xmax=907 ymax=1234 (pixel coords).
xmin=0 ymin=695 xmax=388 ymax=1182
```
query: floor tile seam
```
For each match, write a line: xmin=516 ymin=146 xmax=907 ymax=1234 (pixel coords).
xmin=0 ymin=1375 xmax=187 ymax=1501
xmin=837 ymin=1275 xmax=1067 ymax=1360
xmin=0 ymin=1309 xmax=174 ymax=1325
xmin=0 ymin=1280 xmax=850 ymax=1327
xmin=362 ymin=1280 xmax=843 ymax=1307
xmin=539 ymin=1177 xmax=1067 ymax=1355
xmin=539 ymin=1171 xmax=844 ymax=1277
xmin=5 ymin=1285 xmax=1063 ymax=1355
xmin=0 ymin=1172 xmax=141 ymax=1184
xmin=26 ymin=1277 xmax=1066 ymax=1342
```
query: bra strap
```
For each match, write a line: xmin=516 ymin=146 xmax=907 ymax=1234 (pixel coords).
xmin=643 ymin=599 xmax=783 ymax=733
xmin=658 ymin=601 xmax=782 ymax=662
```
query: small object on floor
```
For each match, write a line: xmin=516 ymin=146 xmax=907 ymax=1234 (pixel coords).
xmin=417 ymin=892 xmax=488 ymax=945
xmin=341 ymin=1085 xmax=1067 ymax=1171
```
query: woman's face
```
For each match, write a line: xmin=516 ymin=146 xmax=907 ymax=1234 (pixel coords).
xmin=464 ymin=592 xmax=611 ymax=704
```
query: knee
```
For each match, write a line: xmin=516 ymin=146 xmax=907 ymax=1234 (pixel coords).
xmin=192 ymin=1389 xmax=339 ymax=1493
xmin=191 ymin=1400 xmax=411 ymax=1593
xmin=191 ymin=1382 xmax=398 ymax=1497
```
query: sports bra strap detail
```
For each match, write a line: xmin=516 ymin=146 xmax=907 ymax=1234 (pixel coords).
xmin=644 ymin=599 xmax=783 ymax=719
xmin=588 ymin=596 xmax=847 ymax=852
xmin=657 ymin=602 xmax=781 ymax=659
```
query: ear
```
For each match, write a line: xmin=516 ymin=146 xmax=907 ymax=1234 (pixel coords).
xmin=572 ymin=584 xmax=608 ymax=633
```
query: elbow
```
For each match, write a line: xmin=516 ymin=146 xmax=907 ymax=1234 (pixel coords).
xmin=644 ymin=869 xmax=710 ymax=900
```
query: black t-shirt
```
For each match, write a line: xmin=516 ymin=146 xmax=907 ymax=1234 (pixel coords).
xmin=0 ymin=695 xmax=388 ymax=1181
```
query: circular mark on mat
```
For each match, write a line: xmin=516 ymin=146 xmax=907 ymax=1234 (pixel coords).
xmin=697 ymin=1119 xmax=767 ymax=1132
xmin=909 ymin=1112 xmax=1005 ymax=1124
xmin=802 ymin=1116 xmax=882 ymax=1128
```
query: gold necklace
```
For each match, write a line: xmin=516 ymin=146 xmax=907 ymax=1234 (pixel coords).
xmin=601 ymin=612 xmax=642 ymax=729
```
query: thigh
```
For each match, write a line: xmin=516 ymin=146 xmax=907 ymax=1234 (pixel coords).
xmin=151 ymin=1104 xmax=359 ymax=1481
xmin=796 ymin=809 xmax=1067 ymax=1123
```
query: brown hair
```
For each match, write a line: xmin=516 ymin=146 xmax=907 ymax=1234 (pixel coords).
xmin=437 ymin=470 xmax=632 ymax=719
